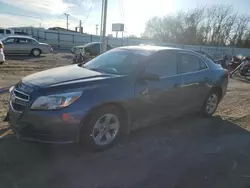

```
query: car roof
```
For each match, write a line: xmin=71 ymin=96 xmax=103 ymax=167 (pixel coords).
xmin=86 ymin=42 xmax=100 ymax=45
xmin=118 ymin=45 xmax=192 ymax=53
xmin=5 ymin=35 xmax=34 ymax=39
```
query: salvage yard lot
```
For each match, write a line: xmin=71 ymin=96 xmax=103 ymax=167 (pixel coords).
xmin=1 ymin=54 xmax=250 ymax=187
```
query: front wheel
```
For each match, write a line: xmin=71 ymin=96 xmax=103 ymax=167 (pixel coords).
xmin=31 ymin=49 xmax=41 ymax=57
xmin=201 ymin=91 xmax=220 ymax=117
xmin=80 ymin=105 xmax=122 ymax=151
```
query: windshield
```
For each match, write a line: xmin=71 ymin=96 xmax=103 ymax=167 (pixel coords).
xmin=83 ymin=48 xmax=152 ymax=74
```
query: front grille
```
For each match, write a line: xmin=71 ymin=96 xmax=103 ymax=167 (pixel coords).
xmin=11 ymin=83 xmax=31 ymax=112
xmin=14 ymin=90 xmax=29 ymax=101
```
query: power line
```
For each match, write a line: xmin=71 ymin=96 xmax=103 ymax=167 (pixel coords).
xmin=82 ymin=0 xmax=95 ymax=24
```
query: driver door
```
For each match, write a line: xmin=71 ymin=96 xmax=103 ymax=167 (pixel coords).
xmin=132 ymin=50 xmax=183 ymax=125
xmin=2 ymin=37 xmax=16 ymax=54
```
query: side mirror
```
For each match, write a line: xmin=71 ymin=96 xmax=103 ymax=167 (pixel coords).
xmin=138 ymin=72 xmax=160 ymax=81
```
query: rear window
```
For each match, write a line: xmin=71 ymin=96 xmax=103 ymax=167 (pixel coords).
xmin=6 ymin=30 xmax=11 ymax=34
xmin=0 ymin=29 xmax=4 ymax=34
xmin=202 ymin=55 xmax=222 ymax=69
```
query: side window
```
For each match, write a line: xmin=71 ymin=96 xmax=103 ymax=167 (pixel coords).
xmin=3 ymin=38 xmax=15 ymax=43
xmin=178 ymin=53 xmax=207 ymax=74
xmin=18 ymin=38 xmax=28 ymax=43
xmin=199 ymin=60 xmax=208 ymax=70
xmin=0 ymin=29 xmax=4 ymax=34
xmin=27 ymin=39 xmax=37 ymax=44
xmin=6 ymin=30 xmax=11 ymax=34
xmin=145 ymin=51 xmax=177 ymax=78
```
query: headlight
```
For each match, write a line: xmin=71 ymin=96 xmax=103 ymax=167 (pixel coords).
xmin=9 ymin=86 xmax=14 ymax=93
xmin=31 ymin=91 xmax=82 ymax=110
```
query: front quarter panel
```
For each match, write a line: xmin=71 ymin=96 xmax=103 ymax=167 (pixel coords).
xmin=74 ymin=77 xmax=134 ymax=112
xmin=37 ymin=44 xmax=51 ymax=54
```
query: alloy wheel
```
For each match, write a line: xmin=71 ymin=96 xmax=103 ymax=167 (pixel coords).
xmin=206 ymin=94 xmax=218 ymax=114
xmin=92 ymin=113 xmax=120 ymax=146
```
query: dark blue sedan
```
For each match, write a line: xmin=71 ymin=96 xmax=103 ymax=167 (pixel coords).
xmin=7 ymin=46 xmax=229 ymax=150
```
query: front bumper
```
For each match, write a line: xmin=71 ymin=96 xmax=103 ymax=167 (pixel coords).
xmin=42 ymin=48 xmax=53 ymax=54
xmin=8 ymin=101 xmax=85 ymax=144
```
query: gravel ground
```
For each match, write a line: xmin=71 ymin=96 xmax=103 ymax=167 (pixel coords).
xmin=0 ymin=54 xmax=250 ymax=188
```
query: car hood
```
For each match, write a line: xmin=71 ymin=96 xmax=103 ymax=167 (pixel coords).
xmin=73 ymin=46 xmax=84 ymax=48
xmin=39 ymin=42 xmax=49 ymax=46
xmin=22 ymin=64 xmax=118 ymax=87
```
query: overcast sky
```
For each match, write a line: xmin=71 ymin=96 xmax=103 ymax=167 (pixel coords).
xmin=1 ymin=0 xmax=250 ymax=36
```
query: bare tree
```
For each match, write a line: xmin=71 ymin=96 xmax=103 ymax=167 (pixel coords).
xmin=230 ymin=15 xmax=250 ymax=46
xmin=143 ymin=4 xmax=250 ymax=47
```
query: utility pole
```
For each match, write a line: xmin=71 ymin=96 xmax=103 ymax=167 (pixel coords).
xmin=96 ymin=24 xmax=98 ymax=35
xmin=100 ymin=0 xmax=108 ymax=53
xmin=121 ymin=31 xmax=123 ymax=45
xmin=64 ymin=13 xmax=70 ymax=30
xmin=79 ymin=20 xmax=82 ymax=33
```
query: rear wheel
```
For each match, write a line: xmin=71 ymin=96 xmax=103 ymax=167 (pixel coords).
xmin=201 ymin=90 xmax=220 ymax=117
xmin=31 ymin=49 xmax=41 ymax=57
xmin=80 ymin=105 xmax=122 ymax=151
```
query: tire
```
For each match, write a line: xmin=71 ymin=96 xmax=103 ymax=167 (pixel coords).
xmin=201 ymin=90 xmax=220 ymax=117
xmin=80 ymin=105 xmax=122 ymax=151
xmin=31 ymin=49 xmax=41 ymax=57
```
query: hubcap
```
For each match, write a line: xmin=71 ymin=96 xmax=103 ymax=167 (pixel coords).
xmin=206 ymin=94 xmax=218 ymax=114
xmin=92 ymin=113 xmax=120 ymax=146
xmin=33 ymin=50 xmax=40 ymax=56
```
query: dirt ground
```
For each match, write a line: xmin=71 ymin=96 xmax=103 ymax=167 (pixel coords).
xmin=0 ymin=54 xmax=250 ymax=188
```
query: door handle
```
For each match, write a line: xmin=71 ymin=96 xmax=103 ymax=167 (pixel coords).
xmin=204 ymin=77 xmax=208 ymax=81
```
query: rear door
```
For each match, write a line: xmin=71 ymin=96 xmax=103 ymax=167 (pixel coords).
xmin=133 ymin=50 xmax=183 ymax=124
xmin=16 ymin=38 xmax=31 ymax=54
xmin=177 ymin=52 xmax=211 ymax=112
